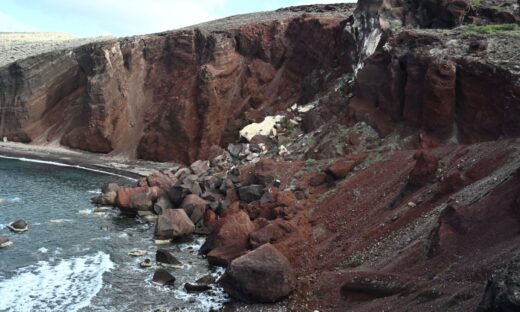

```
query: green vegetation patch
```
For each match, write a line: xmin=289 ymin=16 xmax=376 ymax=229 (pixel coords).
xmin=466 ymin=23 xmax=519 ymax=34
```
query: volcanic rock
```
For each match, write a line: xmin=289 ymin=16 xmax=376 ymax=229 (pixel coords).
xmin=154 ymin=209 xmax=194 ymax=240
xmin=326 ymin=159 xmax=357 ymax=179
xmin=101 ymin=183 xmax=120 ymax=194
xmin=7 ymin=219 xmax=28 ymax=232
xmin=91 ymin=191 xmax=117 ymax=206
xmin=152 ymin=269 xmax=176 ymax=286
xmin=238 ymin=185 xmax=264 ymax=203
xmin=190 ymin=160 xmax=210 ymax=176
xmin=156 ymin=249 xmax=183 ymax=267
xmin=140 ymin=258 xmax=152 ymax=268
xmin=0 ymin=236 xmax=12 ymax=248
xmin=153 ymin=196 xmax=173 ymax=215
xmin=200 ymin=210 xmax=255 ymax=256
xmin=167 ymin=186 xmax=187 ymax=207
xmin=185 ymin=282 xmax=212 ymax=292
xmin=219 ymin=243 xmax=295 ymax=303
xmin=181 ymin=194 xmax=208 ymax=225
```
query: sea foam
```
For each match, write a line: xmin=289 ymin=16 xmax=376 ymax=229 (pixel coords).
xmin=0 ymin=197 xmax=21 ymax=205
xmin=0 ymin=252 xmax=114 ymax=312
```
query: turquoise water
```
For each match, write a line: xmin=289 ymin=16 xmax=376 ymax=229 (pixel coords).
xmin=0 ymin=157 xmax=225 ymax=312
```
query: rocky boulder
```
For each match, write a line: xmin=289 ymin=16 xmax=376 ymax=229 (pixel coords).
xmin=156 ymin=249 xmax=183 ymax=267
xmin=101 ymin=183 xmax=120 ymax=194
xmin=219 ymin=243 xmax=296 ymax=303
xmin=200 ymin=210 xmax=256 ymax=266
xmin=238 ymin=185 xmax=264 ymax=203
xmin=190 ymin=160 xmax=210 ymax=176
xmin=154 ymin=209 xmax=195 ymax=240
xmin=91 ymin=191 xmax=117 ymax=206
xmin=152 ymin=269 xmax=176 ymax=286
xmin=7 ymin=219 xmax=28 ymax=232
xmin=153 ymin=196 xmax=173 ymax=215
xmin=0 ymin=236 xmax=12 ymax=248
xmin=181 ymin=194 xmax=208 ymax=226
xmin=115 ymin=187 xmax=164 ymax=213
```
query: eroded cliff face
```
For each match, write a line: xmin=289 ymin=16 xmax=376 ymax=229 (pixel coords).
xmin=0 ymin=5 xmax=355 ymax=163
xmin=1 ymin=2 xmax=518 ymax=163
xmin=2 ymin=2 xmax=520 ymax=310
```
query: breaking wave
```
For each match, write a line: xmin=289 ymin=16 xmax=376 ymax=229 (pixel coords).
xmin=0 ymin=252 xmax=114 ymax=312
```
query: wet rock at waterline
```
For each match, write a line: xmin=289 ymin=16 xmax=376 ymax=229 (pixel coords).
xmin=129 ymin=249 xmax=146 ymax=257
xmin=91 ymin=191 xmax=117 ymax=206
xmin=140 ymin=259 xmax=153 ymax=268
xmin=101 ymin=183 xmax=121 ymax=194
xmin=220 ymin=244 xmax=295 ymax=303
xmin=0 ymin=235 xmax=12 ymax=248
xmin=152 ymin=269 xmax=176 ymax=286
xmin=6 ymin=219 xmax=28 ymax=232
xmin=185 ymin=282 xmax=212 ymax=292
xmin=156 ymin=249 xmax=183 ymax=267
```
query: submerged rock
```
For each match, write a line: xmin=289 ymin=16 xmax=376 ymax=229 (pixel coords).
xmin=220 ymin=243 xmax=295 ymax=303
xmin=7 ymin=219 xmax=28 ymax=232
xmin=140 ymin=258 xmax=153 ymax=268
xmin=129 ymin=249 xmax=146 ymax=257
xmin=0 ymin=236 xmax=12 ymax=248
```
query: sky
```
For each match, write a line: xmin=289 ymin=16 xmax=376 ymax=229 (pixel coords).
xmin=0 ymin=0 xmax=356 ymax=38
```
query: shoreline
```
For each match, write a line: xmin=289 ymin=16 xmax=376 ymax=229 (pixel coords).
xmin=0 ymin=142 xmax=176 ymax=180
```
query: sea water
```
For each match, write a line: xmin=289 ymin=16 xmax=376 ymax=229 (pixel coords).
xmin=0 ymin=158 xmax=226 ymax=312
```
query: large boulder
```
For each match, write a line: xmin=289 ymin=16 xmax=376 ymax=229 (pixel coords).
xmin=477 ymin=257 xmax=520 ymax=312
xmin=116 ymin=187 xmax=164 ymax=213
xmin=219 ymin=243 xmax=296 ymax=303
xmin=154 ymin=209 xmax=195 ymax=240
xmin=201 ymin=209 xmax=257 ymax=266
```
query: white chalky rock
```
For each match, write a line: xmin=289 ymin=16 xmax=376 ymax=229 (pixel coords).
xmin=239 ymin=115 xmax=285 ymax=141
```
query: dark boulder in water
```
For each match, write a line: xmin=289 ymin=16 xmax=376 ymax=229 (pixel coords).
xmin=0 ymin=235 xmax=12 ymax=248
xmin=184 ymin=282 xmax=212 ymax=292
xmin=152 ymin=268 xmax=176 ymax=286
xmin=7 ymin=219 xmax=28 ymax=232
xmin=156 ymin=249 xmax=182 ymax=267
